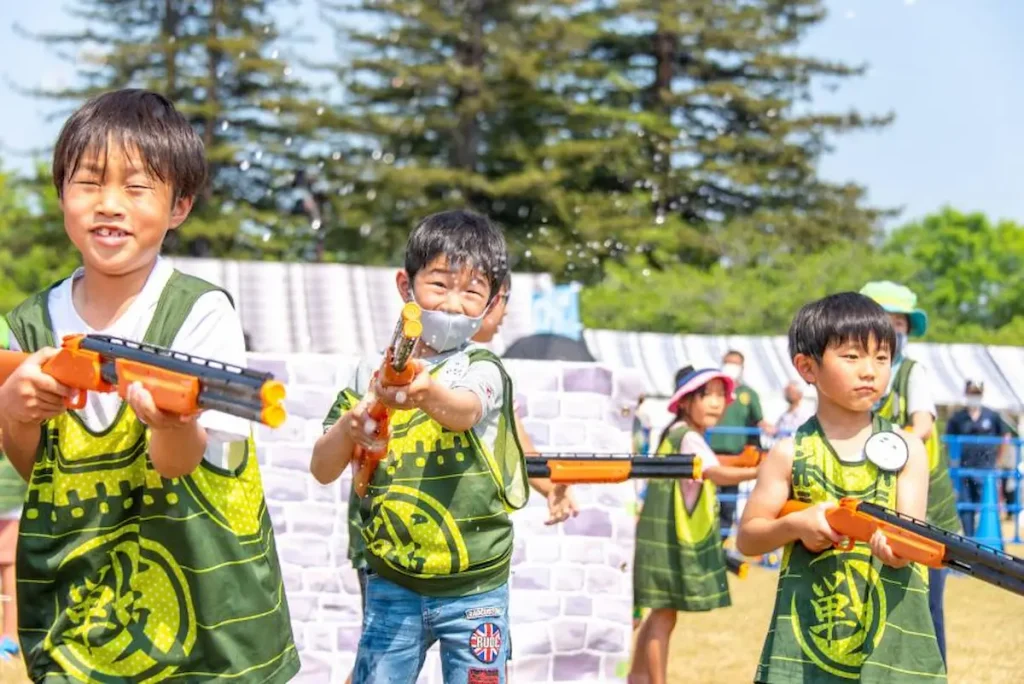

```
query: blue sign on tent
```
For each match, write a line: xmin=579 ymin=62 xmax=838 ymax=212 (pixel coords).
xmin=531 ymin=283 xmax=582 ymax=340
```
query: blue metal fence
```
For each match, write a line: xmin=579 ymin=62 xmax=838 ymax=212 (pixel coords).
xmin=698 ymin=426 xmax=1023 ymax=547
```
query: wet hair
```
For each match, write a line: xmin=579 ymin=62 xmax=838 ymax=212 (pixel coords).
xmin=788 ymin=292 xmax=897 ymax=363
xmin=404 ymin=210 xmax=510 ymax=300
xmin=52 ymin=89 xmax=207 ymax=200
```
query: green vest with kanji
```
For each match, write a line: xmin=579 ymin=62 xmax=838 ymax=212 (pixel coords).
xmin=755 ymin=416 xmax=945 ymax=683
xmin=877 ymin=359 xmax=960 ymax=533
xmin=5 ymin=271 xmax=299 ymax=684
xmin=634 ymin=424 xmax=730 ymax=612
xmin=340 ymin=348 xmax=528 ymax=597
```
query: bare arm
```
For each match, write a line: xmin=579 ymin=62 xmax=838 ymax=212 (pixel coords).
xmin=149 ymin=422 xmax=208 ymax=479
xmin=895 ymin=430 xmax=929 ymax=519
xmin=0 ymin=421 xmax=42 ymax=481
xmin=735 ymin=440 xmax=798 ymax=556
xmin=704 ymin=465 xmax=758 ymax=487
xmin=909 ymin=411 xmax=934 ymax=442
xmin=310 ymin=417 xmax=358 ymax=485
xmin=419 ymin=383 xmax=484 ymax=433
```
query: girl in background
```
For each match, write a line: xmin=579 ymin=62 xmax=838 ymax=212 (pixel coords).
xmin=630 ymin=367 xmax=759 ymax=684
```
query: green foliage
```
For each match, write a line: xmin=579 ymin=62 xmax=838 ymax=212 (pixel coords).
xmin=582 ymin=207 xmax=1024 ymax=346
xmin=317 ymin=0 xmax=889 ymax=280
xmin=0 ymin=164 xmax=79 ymax=312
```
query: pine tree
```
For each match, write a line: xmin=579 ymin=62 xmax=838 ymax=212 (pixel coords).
xmin=571 ymin=0 xmax=893 ymax=271
xmin=17 ymin=0 xmax=326 ymax=259
xmin=319 ymin=0 xmax=890 ymax=281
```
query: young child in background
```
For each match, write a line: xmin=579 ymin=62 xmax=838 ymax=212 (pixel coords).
xmin=630 ymin=366 xmax=759 ymax=684
xmin=738 ymin=292 xmax=945 ymax=683
xmin=0 ymin=89 xmax=298 ymax=682
xmin=311 ymin=209 xmax=529 ymax=684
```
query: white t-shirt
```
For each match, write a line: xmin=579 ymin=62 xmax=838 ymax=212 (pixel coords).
xmin=8 ymin=257 xmax=250 ymax=466
xmin=884 ymin=360 xmax=937 ymax=419
xmin=680 ymin=429 xmax=719 ymax=509
xmin=348 ymin=345 xmax=505 ymax=453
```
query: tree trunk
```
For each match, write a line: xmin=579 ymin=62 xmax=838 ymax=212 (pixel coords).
xmin=451 ymin=0 xmax=485 ymax=171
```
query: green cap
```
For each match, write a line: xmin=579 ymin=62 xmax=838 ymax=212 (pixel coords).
xmin=859 ymin=281 xmax=928 ymax=337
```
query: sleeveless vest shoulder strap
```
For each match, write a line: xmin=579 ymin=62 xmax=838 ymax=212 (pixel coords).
xmin=4 ymin=281 xmax=63 ymax=352
xmin=142 ymin=270 xmax=234 ymax=347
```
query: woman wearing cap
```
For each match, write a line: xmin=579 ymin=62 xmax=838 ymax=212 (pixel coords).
xmin=630 ymin=367 xmax=759 ymax=684
xmin=860 ymin=280 xmax=959 ymax=666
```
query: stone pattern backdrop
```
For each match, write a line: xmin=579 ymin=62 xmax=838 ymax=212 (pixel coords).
xmin=247 ymin=352 xmax=647 ymax=683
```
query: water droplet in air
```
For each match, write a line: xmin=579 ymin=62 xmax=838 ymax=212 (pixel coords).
xmin=271 ymin=49 xmax=280 ymax=59
xmin=317 ymin=106 xmax=325 ymax=116
xmin=360 ymin=223 xmax=372 ymax=236
xmin=311 ymin=219 xmax=322 ymax=231
xmin=220 ymin=121 xmax=229 ymax=131
xmin=642 ymin=269 xmax=651 ymax=277
xmin=239 ymin=160 xmax=250 ymax=171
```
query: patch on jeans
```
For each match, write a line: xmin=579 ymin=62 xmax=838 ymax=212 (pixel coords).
xmin=464 ymin=606 xmax=503 ymax=620
xmin=468 ymin=669 xmax=499 ymax=684
xmin=469 ymin=622 xmax=502 ymax=663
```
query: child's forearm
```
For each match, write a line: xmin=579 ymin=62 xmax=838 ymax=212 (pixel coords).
xmin=419 ymin=384 xmax=482 ymax=433
xmin=311 ymin=420 xmax=356 ymax=484
xmin=706 ymin=465 xmax=757 ymax=487
xmin=736 ymin=516 xmax=797 ymax=556
xmin=149 ymin=421 xmax=207 ymax=479
xmin=0 ymin=420 xmax=41 ymax=481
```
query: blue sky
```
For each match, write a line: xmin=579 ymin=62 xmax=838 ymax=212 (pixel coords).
xmin=1 ymin=0 xmax=1022 ymax=225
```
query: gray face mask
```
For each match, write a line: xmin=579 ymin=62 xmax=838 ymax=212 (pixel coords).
xmin=414 ymin=297 xmax=487 ymax=352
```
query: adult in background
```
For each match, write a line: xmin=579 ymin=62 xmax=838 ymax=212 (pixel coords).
xmin=709 ymin=350 xmax=775 ymax=540
xmin=945 ymin=380 xmax=1013 ymax=535
xmin=774 ymin=381 xmax=812 ymax=437
xmin=860 ymin=280 xmax=958 ymax=667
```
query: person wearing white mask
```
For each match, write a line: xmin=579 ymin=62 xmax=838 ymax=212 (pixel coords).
xmin=945 ymin=380 xmax=1013 ymax=534
xmin=708 ymin=350 xmax=774 ymax=540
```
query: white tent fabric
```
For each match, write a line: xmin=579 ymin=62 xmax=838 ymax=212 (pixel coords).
xmin=163 ymin=258 xmax=1023 ymax=418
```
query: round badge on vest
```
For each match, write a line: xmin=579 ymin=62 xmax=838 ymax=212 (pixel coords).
xmin=864 ymin=431 xmax=909 ymax=473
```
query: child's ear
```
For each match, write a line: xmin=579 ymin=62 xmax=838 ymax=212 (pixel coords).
xmin=169 ymin=195 xmax=195 ymax=230
xmin=395 ymin=270 xmax=412 ymax=302
xmin=793 ymin=354 xmax=817 ymax=385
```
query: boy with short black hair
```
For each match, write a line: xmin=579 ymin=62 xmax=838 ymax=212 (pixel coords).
xmin=311 ymin=209 xmax=528 ymax=684
xmin=0 ymin=89 xmax=298 ymax=682
xmin=738 ymin=292 xmax=946 ymax=683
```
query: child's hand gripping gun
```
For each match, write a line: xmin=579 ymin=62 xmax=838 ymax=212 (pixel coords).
xmin=780 ymin=498 xmax=1024 ymax=596
xmin=0 ymin=334 xmax=287 ymax=426
xmin=351 ymin=302 xmax=423 ymax=497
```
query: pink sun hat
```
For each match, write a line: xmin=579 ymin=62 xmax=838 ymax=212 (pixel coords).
xmin=667 ymin=368 xmax=736 ymax=414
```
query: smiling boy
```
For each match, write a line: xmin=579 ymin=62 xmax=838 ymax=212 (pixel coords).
xmin=311 ymin=210 xmax=529 ymax=684
xmin=0 ymin=89 xmax=298 ymax=682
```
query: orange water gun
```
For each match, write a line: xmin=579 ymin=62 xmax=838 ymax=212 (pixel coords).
xmin=780 ymin=498 xmax=1024 ymax=595
xmin=717 ymin=443 xmax=764 ymax=468
xmin=351 ymin=302 xmax=423 ymax=497
xmin=524 ymin=453 xmax=701 ymax=483
xmin=0 ymin=334 xmax=286 ymax=426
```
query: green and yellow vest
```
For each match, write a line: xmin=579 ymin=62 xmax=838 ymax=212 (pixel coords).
xmin=633 ymin=424 xmax=730 ymax=612
xmin=876 ymin=359 xmax=960 ymax=533
xmin=755 ymin=416 xmax=946 ymax=683
xmin=5 ymin=271 xmax=299 ymax=684
xmin=336 ymin=348 xmax=528 ymax=597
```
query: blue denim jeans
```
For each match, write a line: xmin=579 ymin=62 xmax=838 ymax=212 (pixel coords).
xmin=353 ymin=573 xmax=510 ymax=684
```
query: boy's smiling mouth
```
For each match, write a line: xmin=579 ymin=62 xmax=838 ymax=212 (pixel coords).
xmin=89 ymin=225 xmax=133 ymax=246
